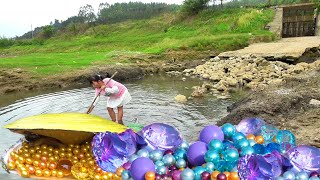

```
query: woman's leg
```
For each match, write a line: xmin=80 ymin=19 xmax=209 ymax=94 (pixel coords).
xmin=107 ymin=107 xmax=116 ymax=122
xmin=117 ymin=106 xmax=124 ymax=125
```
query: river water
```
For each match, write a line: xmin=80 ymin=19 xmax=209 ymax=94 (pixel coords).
xmin=0 ymin=74 xmax=244 ymax=179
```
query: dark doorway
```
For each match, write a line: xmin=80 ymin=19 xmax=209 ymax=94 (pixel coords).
xmin=282 ymin=4 xmax=316 ymax=38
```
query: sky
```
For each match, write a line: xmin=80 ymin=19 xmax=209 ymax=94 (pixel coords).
xmin=0 ymin=0 xmax=183 ymax=38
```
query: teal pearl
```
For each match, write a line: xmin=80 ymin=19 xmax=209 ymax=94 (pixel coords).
xmin=174 ymin=148 xmax=187 ymax=160
xmin=221 ymin=123 xmax=236 ymax=139
xmin=155 ymin=160 xmax=165 ymax=167
xmin=208 ymin=139 xmax=224 ymax=152
xmin=193 ymin=166 xmax=206 ymax=180
xmin=181 ymin=168 xmax=195 ymax=180
xmin=235 ymin=138 xmax=250 ymax=149
xmin=205 ymin=162 xmax=215 ymax=173
xmin=150 ymin=150 xmax=163 ymax=162
xmin=121 ymin=170 xmax=131 ymax=180
xmin=162 ymin=154 xmax=176 ymax=166
xmin=156 ymin=165 xmax=167 ymax=175
xmin=204 ymin=150 xmax=220 ymax=163
xmin=240 ymin=146 xmax=255 ymax=156
xmin=129 ymin=154 xmax=138 ymax=162
xmin=223 ymin=148 xmax=239 ymax=162
xmin=282 ymin=171 xmax=296 ymax=180
xmin=176 ymin=158 xmax=187 ymax=168
xmin=179 ymin=141 xmax=189 ymax=150
xmin=137 ymin=149 xmax=149 ymax=158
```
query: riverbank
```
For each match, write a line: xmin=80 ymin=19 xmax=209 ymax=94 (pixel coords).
xmin=219 ymin=67 xmax=320 ymax=147
xmin=0 ymin=58 xmax=204 ymax=95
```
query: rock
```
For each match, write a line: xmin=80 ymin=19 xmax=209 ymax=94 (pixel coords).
xmin=202 ymin=74 xmax=210 ymax=79
xmin=202 ymin=83 xmax=214 ymax=90
xmin=245 ymin=81 xmax=259 ymax=89
xmin=293 ymin=64 xmax=304 ymax=73
xmin=216 ymin=95 xmax=231 ymax=99
xmin=215 ymin=82 xmax=228 ymax=92
xmin=209 ymin=74 xmax=222 ymax=82
xmin=182 ymin=77 xmax=186 ymax=81
xmin=268 ymin=79 xmax=283 ymax=85
xmin=242 ymin=74 xmax=254 ymax=82
xmin=174 ymin=94 xmax=187 ymax=103
xmin=223 ymin=77 xmax=238 ymax=87
xmin=183 ymin=69 xmax=194 ymax=74
xmin=309 ymin=99 xmax=320 ymax=106
xmin=191 ymin=86 xmax=206 ymax=97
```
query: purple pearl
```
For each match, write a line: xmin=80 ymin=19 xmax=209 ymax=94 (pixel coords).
xmin=164 ymin=150 xmax=174 ymax=155
xmin=201 ymin=171 xmax=211 ymax=180
xmin=310 ymin=172 xmax=319 ymax=177
xmin=217 ymin=173 xmax=227 ymax=180
xmin=155 ymin=174 xmax=162 ymax=180
xmin=122 ymin=162 xmax=131 ymax=170
xmin=169 ymin=165 xmax=178 ymax=171
xmin=172 ymin=170 xmax=182 ymax=180
xmin=161 ymin=174 xmax=170 ymax=179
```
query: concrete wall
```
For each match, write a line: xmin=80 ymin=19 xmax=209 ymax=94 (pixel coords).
xmin=266 ymin=7 xmax=283 ymax=39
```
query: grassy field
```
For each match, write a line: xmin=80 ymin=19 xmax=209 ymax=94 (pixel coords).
xmin=0 ymin=8 xmax=275 ymax=77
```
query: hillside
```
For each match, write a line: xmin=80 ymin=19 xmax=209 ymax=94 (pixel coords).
xmin=0 ymin=8 xmax=274 ymax=77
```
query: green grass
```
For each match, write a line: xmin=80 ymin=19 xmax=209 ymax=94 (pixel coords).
xmin=0 ymin=8 xmax=275 ymax=76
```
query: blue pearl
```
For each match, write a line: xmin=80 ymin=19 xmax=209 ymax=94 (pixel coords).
xmin=240 ymin=146 xmax=255 ymax=156
xmin=309 ymin=177 xmax=320 ymax=180
xmin=235 ymin=138 xmax=250 ymax=149
xmin=248 ymin=139 xmax=257 ymax=146
xmin=121 ymin=170 xmax=131 ymax=180
xmin=223 ymin=140 xmax=235 ymax=150
xmin=204 ymin=150 xmax=220 ymax=163
xmin=205 ymin=162 xmax=215 ymax=173
xmin=296 ymin=172 xmax=309 ymax=180
xmin=282 ymin=171 xmax=296 ymax=180
xmin=174 ymin=148 xmax=187 ymax=160
xmin=155 ymin=160 xmax=165 ymax=167
xmin=221 ymin=123 xmax=236 ymax=139
xmin=176 ymin=158 xmax=187 ymax=169
xmin=129 ymin=154 xmax=138 ymax=162
xmin=261 ymin=125 xmax=279 ymax=144
xmin=150 ymin=150 xmax=163 ymax=162
xmin=193 ymin=166 xmax=206 ymax=180
xmin=265 ymin=142 xmax=281 ymax=154
xmin=162 ymin=154 xmax=176 ymax=166
xmin=179 ymin=141 xmax=189 ymax=150
xmin=208 ymin=139 xmax=224 ymax=152
xmin=232 ymin=132 xmax=246 ymax=143
xmin=137 ymin=149 xmax=149 ymax=158
xmin=181 ymin=168 xmax=195 ymax=180
xmin=252 ymin=144 xmax=265 ymax=154
xmin=223 ymin=148 xmax=239 ymax=162
xmin=156 ymin=165 xmax=167 ymax=175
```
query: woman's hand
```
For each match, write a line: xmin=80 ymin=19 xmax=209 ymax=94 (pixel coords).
xmin=100 ymin=85 xmax=106 ymax=91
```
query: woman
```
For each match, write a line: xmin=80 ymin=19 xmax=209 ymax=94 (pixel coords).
xmin=87 ymin=74 xmax=131 ymax=125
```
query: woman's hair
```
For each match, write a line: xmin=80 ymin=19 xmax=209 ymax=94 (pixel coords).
xmin=88 ymin=73 xmax=111 ymax=84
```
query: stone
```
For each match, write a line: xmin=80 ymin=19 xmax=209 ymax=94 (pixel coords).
xmin=309 ymin=99 xmax=320 ymax=106
xmin=174 ymin=94 xmax=187 ymax=103
xmin=293 ymin=65 xmax=304 ymax=73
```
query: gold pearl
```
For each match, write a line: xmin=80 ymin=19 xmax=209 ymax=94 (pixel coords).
xmin=68 ymin=144 xmax=74 ymax=148
xmin=43 ymin=169 xmax=51 ymax=177
xmin=41 ymin=144 xmax=47 ymax=150
xmin=18 ymin=156 xmax=25 ymax=164
xmin=25 ymin=158 xmax=33 ymax=165
xmin=7 ymin=162 xmax=16 ymax=170
xmin=42 ymin=151 xmax=49 ymax=156
xmin=53 ymin=149 xmax=60 ymax=155
xmin=21 ymin=170 xmax=30 ymax=178
xmin=60 ymin=152 xmax=66 ymax=158
xmin=33 ymin=160 xmax=40 ymax=167
xmin=73 ymin=149 xmax=80 ymax=155
xmin=67 ymin=152 xmax=73 ymax=158
xmin=29 ymin=148 xmax=36 ymax=154
xmin=34 ymin=153 xmax=41 ymax=160
xmin=94 ymin=174 xmax=101 ymax=180
xmin=35 ymin=145 xmax=41 ymax=150
xmin=35 ymin=169 xmax=42 ymax=176
xmin=51 ymin=169 xmax=57 ymax=177
xmin=56 ymin=170 xmax=64 ymax=178
xmin=48 ymin=147 xmax=53 ymax=152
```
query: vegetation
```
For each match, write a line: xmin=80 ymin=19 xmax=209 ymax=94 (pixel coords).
xmin=0 ymin=1 xmax=277 ymax=77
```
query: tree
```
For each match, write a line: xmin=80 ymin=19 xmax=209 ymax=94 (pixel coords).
xmin=42 ymin=25 xmax=54 ymax=39
xmin=78 ymin=4 xmax=96 ymax=23
xmin=181 ymin=0 xmax=211 ymax=15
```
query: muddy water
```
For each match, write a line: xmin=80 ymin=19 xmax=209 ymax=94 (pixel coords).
xmin=0 ymin=74 xmax=244 ymax=179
